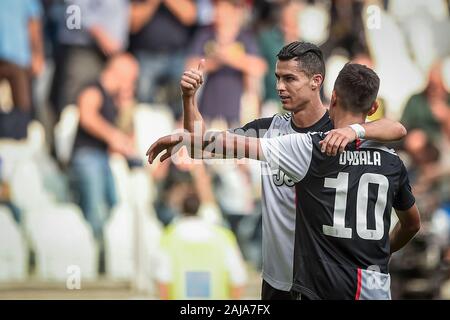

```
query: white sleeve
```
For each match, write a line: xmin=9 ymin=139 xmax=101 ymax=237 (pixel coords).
xmin=260 ymin=133 xmax=314 ymax=183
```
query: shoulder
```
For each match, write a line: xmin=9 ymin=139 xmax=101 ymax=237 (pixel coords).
xmin=232 ymin=116 xmax=275 ymax=137
xmin=272 ymin=113 xmax=292 ymax=126
xmin=79 ymin=86 xmax=103 ymax=104
xmin=358 ymin=140 xmax=399 ymax=157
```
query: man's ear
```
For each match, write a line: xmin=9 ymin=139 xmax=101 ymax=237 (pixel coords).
xmin=311 ymin=74 xmax=323 ymax=91
xmin=367 ymin=100 xmax=379 ymax=116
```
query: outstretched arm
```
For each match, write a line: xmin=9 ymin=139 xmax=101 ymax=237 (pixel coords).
xmin=320 ymin=118 xmax=407 ymax=156
xmin=146 ymin=131 xmax=263 ymax=164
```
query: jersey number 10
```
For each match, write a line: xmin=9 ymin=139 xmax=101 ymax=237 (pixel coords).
xmin=323 ymin=172 xmax=388 ymax=240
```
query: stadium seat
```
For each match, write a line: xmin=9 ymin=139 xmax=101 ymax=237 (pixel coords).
xmin=133 ymin=104 xmax=175 ymax=163
xmin=298 ymin=3 xmax=330 ymax=45
xmin=104 ymin=202 xmax=163 ymax=290
xmin=27 ymin=120 xmax=46 ymax=154
xmin=109 ymin=154 xmax=132 ymax=205
xmin=54 ymin=105 xmax=79 ymax=165
xmin=104 ymin=203 xmax=134 ymax=280
xmin=324 ymin=55 xmax=349 ymax=101
xmin=132 ymin=205 xmax=163 ymax=294
xmin=129 ymin=167 xmax=157 ymax=214
xmin=9 ymin=160 xmax=54 ymax=212
xmin=0 ymin=206 xmax=28 ymax=282
xmin=364 ymin=5 xmax=425 ymax=120
xmin=388 ymin=0 xmax=448 ymax=22
xmin=0 ymin=140 xmax=34 ymax=181
xmin=31 ymin=203 xmax=97 ymax=281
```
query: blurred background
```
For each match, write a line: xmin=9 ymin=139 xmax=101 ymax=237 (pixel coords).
xmin=1 ymin=0 xmax=450 ymax=300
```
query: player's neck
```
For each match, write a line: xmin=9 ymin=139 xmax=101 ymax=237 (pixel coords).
xmin=333 ymin=111 xmax=365 ymax=129
xmin=291 ymin=96 xmax=326 ymax=128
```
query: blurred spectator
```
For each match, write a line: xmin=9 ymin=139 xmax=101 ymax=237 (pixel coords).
xmin=154 ymin=163 xmax=193 ymax=226
xmin=186 ymin=0 xmax=266 ymax=125
xmin=155 ymin=188 xmax=247 ymax=299
xmin=321 ymin=0 xmax=368 ymax=59
xmin=0 ymin=0 xmax=44 ymax=140
xmin=69 ymin=54 xmax=139 ymax=243
xmin=50 ymin=0 xmax=130 ymax=121
xmin=213 ymin=163 xmax=256 ymax=251
xmin=258 ymin=0 xmax=303 ymax=103
xmin=129 ymin=0 xmax=197 ymax=118
xmin=401 ymin=61 xmax=450 ymax=144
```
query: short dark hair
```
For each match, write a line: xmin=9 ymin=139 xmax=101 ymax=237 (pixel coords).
xmin=182 ymin=191 xmax=201 ymax=216
xmin=277 ymin=41 xmax=326 ymax=81
xmin=334 ymin=63 xmax=380 ymax=114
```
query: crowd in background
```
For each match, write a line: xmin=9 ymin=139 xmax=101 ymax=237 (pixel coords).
xmin=1 ymin=0 xmax=450 ymax=299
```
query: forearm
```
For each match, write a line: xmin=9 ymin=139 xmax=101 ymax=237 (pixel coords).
xmin=130 ymin=0 xmax=161 ymax=33
xmin=362 ymin=118 xmax=407 ymax=142
xmin=389 ymin=220 xmax=419 ymax=254
xmin=80 ymin=114 xmax=119 ymax=145
xmin=182 ymin=94 xmax=205 ymax=134
xmin=184 ymin=132 xmax=262 ymax=160
xmin=163 ymin=0 xmax=196 ymax=26
xmin=29 ymin=19 xmax=44 ymax=60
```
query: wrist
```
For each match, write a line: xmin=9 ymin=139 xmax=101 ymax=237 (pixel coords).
xmin=349 ymin=124 xmax=366 ymax=139
xmin=182 ymin=92 xmax=196 ymax=99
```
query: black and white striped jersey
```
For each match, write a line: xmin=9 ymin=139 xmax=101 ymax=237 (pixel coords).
xmin=260 ymin=132 xmax=415 ymax=299
xmin=230 ymin=112 xmax=332 ymax=291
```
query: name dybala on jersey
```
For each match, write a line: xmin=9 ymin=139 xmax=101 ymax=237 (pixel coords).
xmin=230 ymin=112 xmax=332 ymax=291
xmin=260 ymin=132 xmax=416 ymax=300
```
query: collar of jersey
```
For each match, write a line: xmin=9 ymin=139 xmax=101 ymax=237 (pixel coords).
xmin=290 ymin=111 xmax=331 ymax=134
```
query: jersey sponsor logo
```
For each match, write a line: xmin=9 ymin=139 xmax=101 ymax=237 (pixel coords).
xmin=339 ymin=150 xmax=381 ymax=166
xmin=272 ymin=169 xmax=295 ymax=187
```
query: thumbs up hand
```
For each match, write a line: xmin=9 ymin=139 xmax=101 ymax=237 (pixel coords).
xmin=180 ymin=59 xmax=205 ymax=97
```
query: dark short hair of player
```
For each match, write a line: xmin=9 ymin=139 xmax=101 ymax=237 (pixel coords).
xmin=334 ymin=63 xmax=380 ymax=114
xmin=277 ymin=41 xmax=326 ymax=83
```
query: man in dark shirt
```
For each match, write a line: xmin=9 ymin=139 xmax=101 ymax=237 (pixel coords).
xmin=129 ymin=0 xmax=197 ymax=118
xmin=70 ymin=53 xmax=138 ymax=242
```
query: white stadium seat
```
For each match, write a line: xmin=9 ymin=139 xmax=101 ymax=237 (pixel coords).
xmin=0 ymin=206 xmax=28 ymax=282
xmin=324 ymin=55 xmax=349 ymax=101
xmin=104 ymin=202 xmax=162 ymax=292
xmin=133 ymin=104 xmax=174 ymax=163
xmin=54 ymin=105 xmax=79 ymax=165
xmin=364 ymin=5 xmax=425 ymax=120
xmin=31 ymin=204 xmax=97 ymax=281
xmin=104 ymin=204 xmax=135 ymax=280
xmin=9 ymin=160 xmax=54 ymax=212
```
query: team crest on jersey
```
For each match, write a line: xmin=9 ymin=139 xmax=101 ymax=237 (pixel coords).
xmin=272 ymin=169 xmax=295 ymax=187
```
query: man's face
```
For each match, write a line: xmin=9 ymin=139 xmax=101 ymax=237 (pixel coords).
xmin=116 ymin=62 xmax=139 ymax=104
xmin=275 ymin=59 xmax=314 ymax=112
